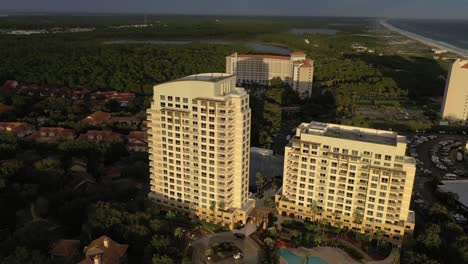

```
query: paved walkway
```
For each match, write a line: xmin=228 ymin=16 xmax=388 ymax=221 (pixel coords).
xmin=238 ymin=222 xmax=257 ymax=236
xmin=191 ymin=232 xmax=260 ymax=264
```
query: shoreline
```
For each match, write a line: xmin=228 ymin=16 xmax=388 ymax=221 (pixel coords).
xmin=379 ymin=19 xmax=468 ymax=59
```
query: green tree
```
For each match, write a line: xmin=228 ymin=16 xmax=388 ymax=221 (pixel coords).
xmin=0 ymin=159 xmax=23 ymax=178
xmin=174 ymin=227 xmax=183 ymax=239
xmin=152 ymin=254 xmax=174 ymax=264
xmin=307 ymin=203 xmax=319 ymax=222
xmin=264 ymin=237 xmax=275 ymax=249
xmin=417 ymin=224 xmax=442 ymax=252
xmin=209 ymin=201 xmax=216 ymax=222
xmin=353 ymin=210 xmax=363 ymax=235
xmin=255 ymin=172 xmax=265 ymax=195
xmin=319 ymin=218 xmax=328 ymax=238
xmin=218 ymin=200 xmax=225 ymax=212
xmin=1 ymin=247 xmax=51 ymax=264
xmin=375 ymin=229 xmax=384 ymax=248
xmin=0 ymin=132 xmax=18 ymax=159
xmin=313 ymin=236 xmax=322 ymax=247
xmin=165 ymin=211 xmax=176 ymax=231
xmin=105 ymin=99 xmax=121 ymax=112
xmin=205 ymin=248 xmax=213 ymax=257
xmin=334 ymin=220 xmax=343 ymax=239
xmin=34 ymin=196 xmax=49 ymax=218
xmin=150 ymin=235 xmax=171 ymax=252
xmin=428 ymin=204 xmax=450 ymax=223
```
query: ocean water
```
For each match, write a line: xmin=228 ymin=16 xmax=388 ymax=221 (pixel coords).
xmin=388 ymin=19 xmax=468 ymax=51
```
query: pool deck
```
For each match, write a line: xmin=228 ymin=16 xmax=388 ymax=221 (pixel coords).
xmin=279 ymin=247 xmax=400 ymax=264
xmin=280 ymin=247 xmax=358 ymax=264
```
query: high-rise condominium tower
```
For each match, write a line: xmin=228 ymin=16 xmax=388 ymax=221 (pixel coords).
xmin=441 ymin=59 xmax=468 ymax=123
xmin=147 ymin=73 xmax=255 ymax=228
xmin=275 ymin=122 xmax=416 ymax=243
xmin=226 ymin=52 xmax=314 ymax=99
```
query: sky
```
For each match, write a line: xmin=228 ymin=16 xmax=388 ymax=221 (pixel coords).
xmin=1 ymin=0 xmax=468 ymax=19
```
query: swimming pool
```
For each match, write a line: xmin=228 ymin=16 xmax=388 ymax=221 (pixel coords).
xmin=277 ymin=247 xmax=328 ymax=264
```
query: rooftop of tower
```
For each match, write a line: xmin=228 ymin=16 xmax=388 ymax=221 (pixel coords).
xmin=177 ymin=73 xmax=234 ymax=82
xmin=298 ymin=121 xmax=406 ymax=146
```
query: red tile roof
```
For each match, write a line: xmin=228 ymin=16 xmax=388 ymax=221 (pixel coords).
xmin=2 ymin=80 xmax=18 ymax=89
xmin=292 ymin=58 xmax=314 ymax=68
xmin=25 ymin=127 xmax=75 ymax=142
xmin=128 ymin=131 xmax=147 ymax=141
xmin=0 ymin=122 xmax=35 ymax=136
xmin=462 ymin=63 xmax=468 ymax=69
xmin=80 ymin=236 xmax=128 ymax=264
xmin=236 ymin=54 xmax=290 ymax=60
xmin=0 ymin=103 xmax=10 ymax=113
xmin=290 ymin=51 xmax=306 ymax=56
xmin=302 ymin=59 xmax=313 ymax=68
xmin=78 ymin=130 xmax=123 ymax=143
xmin=108 ymin=116 xmax=140 ymax=124
xmin=49 ymin=239 xmax=80 ymax=257
xmin=128 ymin=131 xmax=148 ymax=151
xmin=82 ymin=111 xmax=111 ymax=125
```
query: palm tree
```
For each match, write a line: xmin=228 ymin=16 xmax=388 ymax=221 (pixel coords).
xmin=255 ymin=172 xmax=265 ymax=196
xmin=174 ymin=227 xmax=184 ymax=239
xmin=352 ymin=210 xmax=363 ymax=239
xmin=334 ymin=220 xmax=343 ymax=239
xmin=218 ymin=200 xmax=225 ymax=212
xmin=364 ymin=231 xmax=374 ymax=244
xmin=446 ymin=192 xmax=459 ymax=208
xmin=319 ymin=218 xmax=328 ymax=238
xmin=165 ymin=210 xmax=176 ymax=231
xmin=375 ymin=229 xmax=384 ymax=248
xmin=205 ymin=248 xmax=213 ymax=258
xmin=313 ymin=236 xmax=322 ymax=247
xmin=209 ymin=201 xmax=216 ymax=222
xmin=307 ymin=203 xmax=319 ymax=222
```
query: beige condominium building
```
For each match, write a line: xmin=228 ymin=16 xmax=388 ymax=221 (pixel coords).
xmin=147 ymin=73 xmax=255 ymax=229
xmin=275 ymin=121 xmax=416 ymax=243
xmin=441 ymin=59 xmax=468 ymax=123
xmin=226 ymin=51 xmax=314 ymax=99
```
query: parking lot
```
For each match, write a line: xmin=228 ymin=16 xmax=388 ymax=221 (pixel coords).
xmin=407 ymin=133 xmax=468 ymax=210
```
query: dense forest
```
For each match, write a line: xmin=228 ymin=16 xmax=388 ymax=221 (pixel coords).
xmin=0 ymin=36 xmax=248 ymax=94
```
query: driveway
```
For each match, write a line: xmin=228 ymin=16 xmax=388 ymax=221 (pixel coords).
xmin=191 ymin=232 xmax=261 ymax=264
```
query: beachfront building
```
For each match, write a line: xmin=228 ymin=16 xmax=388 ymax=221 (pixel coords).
xmin=441 ymin=59 xmax=468 ymax=123
xmin=226 ymin=52 xmax=314 ymax=99
xmin=275 ymin=121 xmax=416 ymax=243
xmin=147 ymin=73 xmax=255 ymax=228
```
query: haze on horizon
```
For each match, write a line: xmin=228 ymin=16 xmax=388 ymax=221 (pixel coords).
xmin=1 ymin=0 xmax=468 ymax=20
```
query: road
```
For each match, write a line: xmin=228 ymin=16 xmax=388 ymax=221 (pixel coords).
xmin=191 ymin=232 xmax=260 ymax=264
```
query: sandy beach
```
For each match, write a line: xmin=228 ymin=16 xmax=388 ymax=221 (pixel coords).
xmin=379 ymin=19 xmax=468 ymax=58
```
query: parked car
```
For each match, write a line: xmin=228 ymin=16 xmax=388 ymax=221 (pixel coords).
xmin=234 ymin=233 xmax=246 ymax=239
xmin=233 ymin=252 xmax=242 ymax=259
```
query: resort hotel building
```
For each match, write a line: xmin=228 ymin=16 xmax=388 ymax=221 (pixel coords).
xmin=441 ymin=59 xmax=468 ymax=123
xmin=147 ymin=73 xmax=255 ymax=228
xmin=226 ymin=51 xmax=314 ymax=99
xmin=275 ymin=121 xmax=416 ymax=242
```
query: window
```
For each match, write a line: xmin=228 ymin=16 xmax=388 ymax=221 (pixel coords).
xmin=160 ymin=95 xmax=165 ymax=100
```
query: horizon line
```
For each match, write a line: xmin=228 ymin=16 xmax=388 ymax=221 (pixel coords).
xmin=0 ymin=10 xmax=467 ymax=21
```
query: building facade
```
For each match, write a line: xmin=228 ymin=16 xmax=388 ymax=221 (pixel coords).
xmin=275 ymin=122 xmax=416 ymax=243
xmin=147 ymin=73 xmax=255 ymax=228
xmin=441 ymin=59 xmax=468 ymax=123
xmin=226 ymin=52 xmax=314 ymax=99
